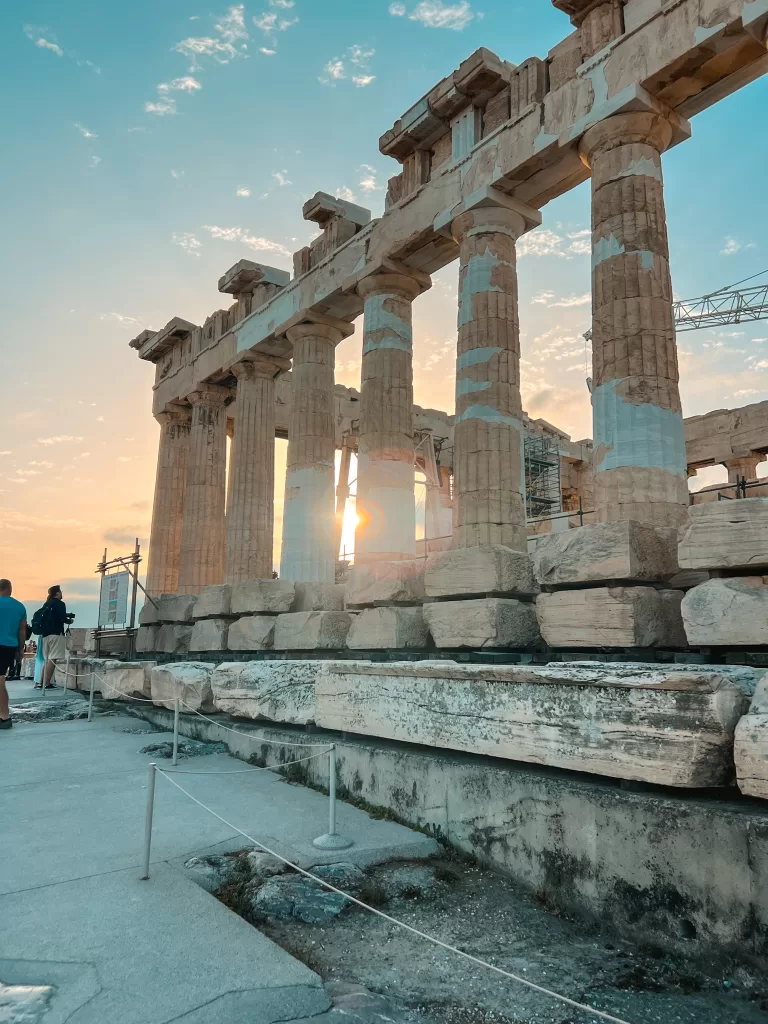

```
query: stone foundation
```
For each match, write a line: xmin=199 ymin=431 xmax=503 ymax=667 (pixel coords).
xmin=210 ymin=660 xmax=324 ymax=724
xmin=423 ymin=598 xmax=540 ymax=648
xmin=424 ymin=545 xmax=537 ymax=598
xmin=345 ymin=561 xmax=425 ymax=607
xmin=150 ymin=662 xmax=215 ymax=711
xmin=537 ymin=587 xmax=686 ymax=648
xmin=679 ymin=499 xmax=768 ymax=571
xmin=533 ymin=521 xmax=678 ymax=586
xmin=189 ymin=618 xmax=230 ymax=652
xmin=227 ymin=615 xmax=277 ymax=651
xmin=230 ymin=579 xmax=295 ymax=615
xmin=735 ymin=675 xmax=768 ymax=799
xmin=273 ymin=611 xmax=353 ymax=650
xmin=347 ymin=607 xmax=429 ymax=650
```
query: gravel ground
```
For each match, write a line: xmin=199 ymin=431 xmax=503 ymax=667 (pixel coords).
xmin=235 ymin=859 xmax=768 ymax=1024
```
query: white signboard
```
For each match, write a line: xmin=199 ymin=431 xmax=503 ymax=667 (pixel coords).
xmin=98 ymin=571 xmax=130 ymax=627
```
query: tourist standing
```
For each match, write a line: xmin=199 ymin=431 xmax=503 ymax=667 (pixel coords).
xmin=0 ymin=579 xmax=27 ymax=729
xmin=36 ymin=585 xmax=73 ymax=690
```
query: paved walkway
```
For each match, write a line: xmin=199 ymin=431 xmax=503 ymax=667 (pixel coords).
xmin=1 ymin=683 xmax=437 ymax=1023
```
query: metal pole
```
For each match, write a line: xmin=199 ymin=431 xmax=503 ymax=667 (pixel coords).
xmin=141 ymin=763 xmax=157 ymax=880
xmin=87 ymin=671 xmax=95 ymax=722
xmin=312 ymin=744 xmax=352 ymax=850
xmin=578 ymin=496 xmax=584 ymax=528
xmin=173 ymin=699 xmax=180 ymax=766
xmin=128 ymin=539 xmax=140 ymax=659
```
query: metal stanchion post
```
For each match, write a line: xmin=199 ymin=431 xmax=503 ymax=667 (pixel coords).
xmin=87 ymin=672 xmax=95 ymax=722
xmin=313 ymin=744 xmax=353 ymax=850
xmin=141 ymin=763 xmax=157 ymax=880
xmin=172 ymin=699 xmax=180 ymax=766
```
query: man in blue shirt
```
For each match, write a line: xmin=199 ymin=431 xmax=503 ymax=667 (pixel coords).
xmin=0 ymin=578 xmax=27 ymax=730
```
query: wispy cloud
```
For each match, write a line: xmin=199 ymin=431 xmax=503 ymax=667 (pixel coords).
xmin=23 ymin=25 xmax=100 ymax=71
xmin=236 ymin=186 xmax=252 ymax=197
xmin=358 ymin=164 xmax=383 ymax=192
xmin=36 ymin=436 xmax=84 ymax=446
xmin=273 ymin=170 xmax=291 ymax=186
xmin=551 ymin=293 xmax=591 ymax=308
xmin=172 ymin=232 xmax=202 ymax=256
xmin=175 ymin=4 xmax=249 ymax=69
xmin=253 ymin=0 xmax=299 ymax=47
xmin=100 ymin=312 xmax=144 ymax=328
xmin=319 ymin=44 xmax=375 ymax=87
xmin=335 ymin=186 xmax=356 ymax=202
xmin=518 ymin=227 xmax=592 ymax=260
xmin=145 ymin=76 xmax=203 ymax=116
xmin=203 ymin=225 xmax=291 ymax=257
xmin=170 ymin=168 xmax=185 ymax=179
xmin=390 ymin=1 xmax=477 ymax=30
xmin=74 ymin=123 xmax=97 ymax=138
xmin=721 ymin=237 xmax=756 ymax=256
xmin=88 ymin=155 xmax=101 ymax=168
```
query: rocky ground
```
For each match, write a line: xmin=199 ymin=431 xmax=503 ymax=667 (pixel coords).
xmin=197 ymin=851 xmax=768 ymax=1024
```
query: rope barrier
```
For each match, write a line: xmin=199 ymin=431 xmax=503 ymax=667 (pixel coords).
xmin=179 ymin=699 xmax=331 ymax=749
xmin=157 ymin=749 xmax=331 ymax=775
xmin=155 ymin=770 xmax=634 ymax=1024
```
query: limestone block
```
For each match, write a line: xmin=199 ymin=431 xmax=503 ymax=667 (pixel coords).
xmin=681 ymin=577 xmax=768 ymax=646
xmin=230 ymin=578 xmax=295 ymax=615
xmin=347 ymin=607 xmax=429 ymax=649
xmin=101 ymin=661 xmax=155 ymax=700
xmin=735 ymin=677 xmax=768 ymax=799
xmin=315 ymin=661 xmax=749 ymax=787
xmin=156 ymin=623 xmax=193 ymax=655
xmin=192 ymin=584 xmax=232 ymax=619
xmin=533 ymin=521 xmax=678 ymax=586
xmin=211 ymin=660 xmax=324 ymax=723
xmin=189 ymin=618 xmax=230 ymax=651
xmin=227 ymin=615 xmax=276 ymax=651
xmin=140 ymin=593 xmax=198 ymax=625
xmin=425 ymin=545 xmax=537 ymax=599
xmin=290 ymin=582 xmax=346 ymax=612
xmin=273 ymin=611 xmax=353 ymax=650
xmin=136 ymin=625 xmax=159 ymax=653
xmin=537 ymin=587 xmax=686 ymax=648
xmin=151 ymin=662 xmax=215 ymax=712
xmin=678 ymin=499 xmax=768 ymax=571
xmin=423 ymin=598 xmax=540 ymax=648
xmin=345 ymin=561 xmax=425 ymax=607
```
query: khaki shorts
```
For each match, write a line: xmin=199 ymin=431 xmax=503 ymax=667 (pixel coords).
xmin=42 ymin=634 xmax=66 ymax=664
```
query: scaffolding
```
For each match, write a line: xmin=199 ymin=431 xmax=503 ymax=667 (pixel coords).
xmin=524 ymin=432 xmax=562 ymax=520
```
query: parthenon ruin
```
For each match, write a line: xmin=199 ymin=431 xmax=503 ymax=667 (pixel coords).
xmin=130 ymin=0 xmax=768 ymax=655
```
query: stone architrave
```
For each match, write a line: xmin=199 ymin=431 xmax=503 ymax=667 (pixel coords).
xmin=151 ymin=662 xmax=215 ymax=712
xmin=449 ymin=194 xmax=540 ymax=551
xmin=423 ymin=597 xmax=540 ymax=648
xmin=678 ymin=499 xmax=768 ymax=571
xmin=533 ymin=521 xmax=678 ymax=586
xmin=537 ymin=587 xmax=686 ymax=648
xmin=177 ymin=386 xmax=229 ymax=593
xmin=225 ymin=356 xmax=289 ymax=584
xmin=681 ymin=577 xmax=768 ymax=646
xmin=314 ymin=661 xmax=749 ymax=787
xmin=579 ymin=112 xmax=689 ymax=527
xmin=281 ymin=321 xmax=351 ymax=583
xmin=145 ymin=407 xmax=192 ymax=597
xmin=355 ymin=270 xmax=429 ymax=564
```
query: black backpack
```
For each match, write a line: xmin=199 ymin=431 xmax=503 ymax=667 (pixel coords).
xmin=31 ymin=604 xmax=53 ymax=636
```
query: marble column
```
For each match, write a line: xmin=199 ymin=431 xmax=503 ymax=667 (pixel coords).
xmin=580 ymin=111 xmax=689 ymax=527
xmin=354 ymin=272 xmax=423 ymax=564
xmin=450 ymin=201 xmax=538 ymax=551
xmin=146 ymin=407 xmax=192 ymax=596
xmin=280 ymin=323 xmax=346 ymax=582
xmin=724 ymin=455 xmax=765 ymax=485
xmin=225 ymin=357 xmax=288 ymax=584
xmin=177 ymin=386 xmax=229 ymax=594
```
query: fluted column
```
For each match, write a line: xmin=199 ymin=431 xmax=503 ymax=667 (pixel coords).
xmin=280 ymin=323 xmax=346 ymax=582
xmin=225 ymin=356 xmax=288 ymax=583
xmin=354 ymin=272 xmax=423 ymax=564
xmin=451 ymin=201 xmax=538 ymax=551
xmin=146 ymin=407 xmax=192 ymax=596
xmin=177 ymin=386 xmax=229 ymax=593
xmin=580 ymin=111 xmax=688 ymax=527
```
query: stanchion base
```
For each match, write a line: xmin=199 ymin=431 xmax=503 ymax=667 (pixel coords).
xmin=312 ymin=832 xmax=353 ymax=851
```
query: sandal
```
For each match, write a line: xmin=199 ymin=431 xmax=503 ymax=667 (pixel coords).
xmin=33 ymin=683 xmax=42 ymax=689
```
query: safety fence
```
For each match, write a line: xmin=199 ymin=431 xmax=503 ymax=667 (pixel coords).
xmin=65 ymin=662 xmax=634 ymax=1024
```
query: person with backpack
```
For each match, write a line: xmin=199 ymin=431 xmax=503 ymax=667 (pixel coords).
xmin=32 ymin=585 xmax=74 ymax=690
xmin=0 ymin=578 xmax=27 ymax=729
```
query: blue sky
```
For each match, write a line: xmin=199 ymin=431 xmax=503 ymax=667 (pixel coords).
xmin=1 ymin=0 xmax=767 ymax=624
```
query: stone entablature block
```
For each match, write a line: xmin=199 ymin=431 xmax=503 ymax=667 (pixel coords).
xmin=218 ymin=259 xmax=291 ymax=295
xmin=537 ymin=587 xmax=686 ymax=648
xmin=134 ymin=317 xmax=198 ymax=363
xmin=678 ymin=499 xmax=768 ymax=571
xmin=151 ymin=662 xmax=215 ymax=711
xmin=682 ymin=577 xmax=768 ymax=647
xmin=294 ymin=192 xmax=372 ymax=278
xmin=533 ymin=521 xmax=679 ymax=586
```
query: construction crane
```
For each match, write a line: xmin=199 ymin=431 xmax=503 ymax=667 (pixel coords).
xmin=583 ymin=268 xmax=768 ymax=342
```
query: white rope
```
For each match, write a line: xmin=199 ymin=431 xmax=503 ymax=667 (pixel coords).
xmin=156 ymin=771 xmax=634 ymax=1024
xmin=179 ymin=699 xmax=331 ymax=749
xmin=158 ymin=748 xmax=331 ymax=775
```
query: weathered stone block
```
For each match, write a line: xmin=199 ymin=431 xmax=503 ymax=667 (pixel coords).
xmin=189 ymin=618 xmax=230 ymax=652
xmin=425 ymin=545 xmax=537 ymax=598
xmin=136 ymin=625 xmax=159 ymax=653
xmin=347 ymin=607 xmax=429 ymax=649
xmin=101 ymin=661 xmax=155 ymax=700
xmin=735 ymin=677 xmax=768 ymax=799
xmin=151 ymin=662 xmax=215 ymax=711
xmin=156 ymin=623 xmax=193 ymax=655
xmin=533 ymin=521 xmax=678 ymax=586
xmin=138 ymin=599 xmax=160 ymax=626
xmin=274 ymin=611 xmax=353 ymax=650
xmin=140 ymin=593 xmax=198 ymax=625
xmin=537 ymin=587 xmax=686 ymax=648
xmin=345 ymin=561 xmax=425 ymax=607
xmin=679 ymin=499 xmax=768 ymax=571
xmin=227 ymin=615 xmax=276 ymax=651
xmin=211 ymin=660 xmax=323 ymax=723
xmin=315 ymin=661 xmax=749 ymax=787
xmin=423 ymin=598 xmax=540 ymax=648
xmin=230 ymin=579 xmax=295 ymax=615
xmin=290 ymin=582 xmax=346 ymax=612
xmin=681 ymin=577 xmax=768 ymax=646
xmin=192 ymin=584 xmax=232 ymax=619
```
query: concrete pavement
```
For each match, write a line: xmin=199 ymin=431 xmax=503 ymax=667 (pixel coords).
xmin=1 ymin=686 xmax=438 ymax=1023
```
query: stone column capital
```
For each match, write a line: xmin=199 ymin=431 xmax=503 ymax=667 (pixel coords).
xmin=232 ymin=355 xmax=291 ymax=381
xmin=187 ymin=384 xmax=230 ymax=406
xmin=450 ymin=205 xmax=530 ymax=246
xmin=156 ymin=405 xmax=192 ymax=427
xmin=286 ymin=322 xmax=347 ymax=347
xmin=579 ymin=111 xmax=676 ymax=165
xmin=357 ymin=271 xmax=423 ymax=303
xmin=277 ymin=309 xmax=355 ymax=344
xmin=345 ymin=256 xmax=431 ymax=302
xmin=435 ymin=187 xmax=541 ymax=243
